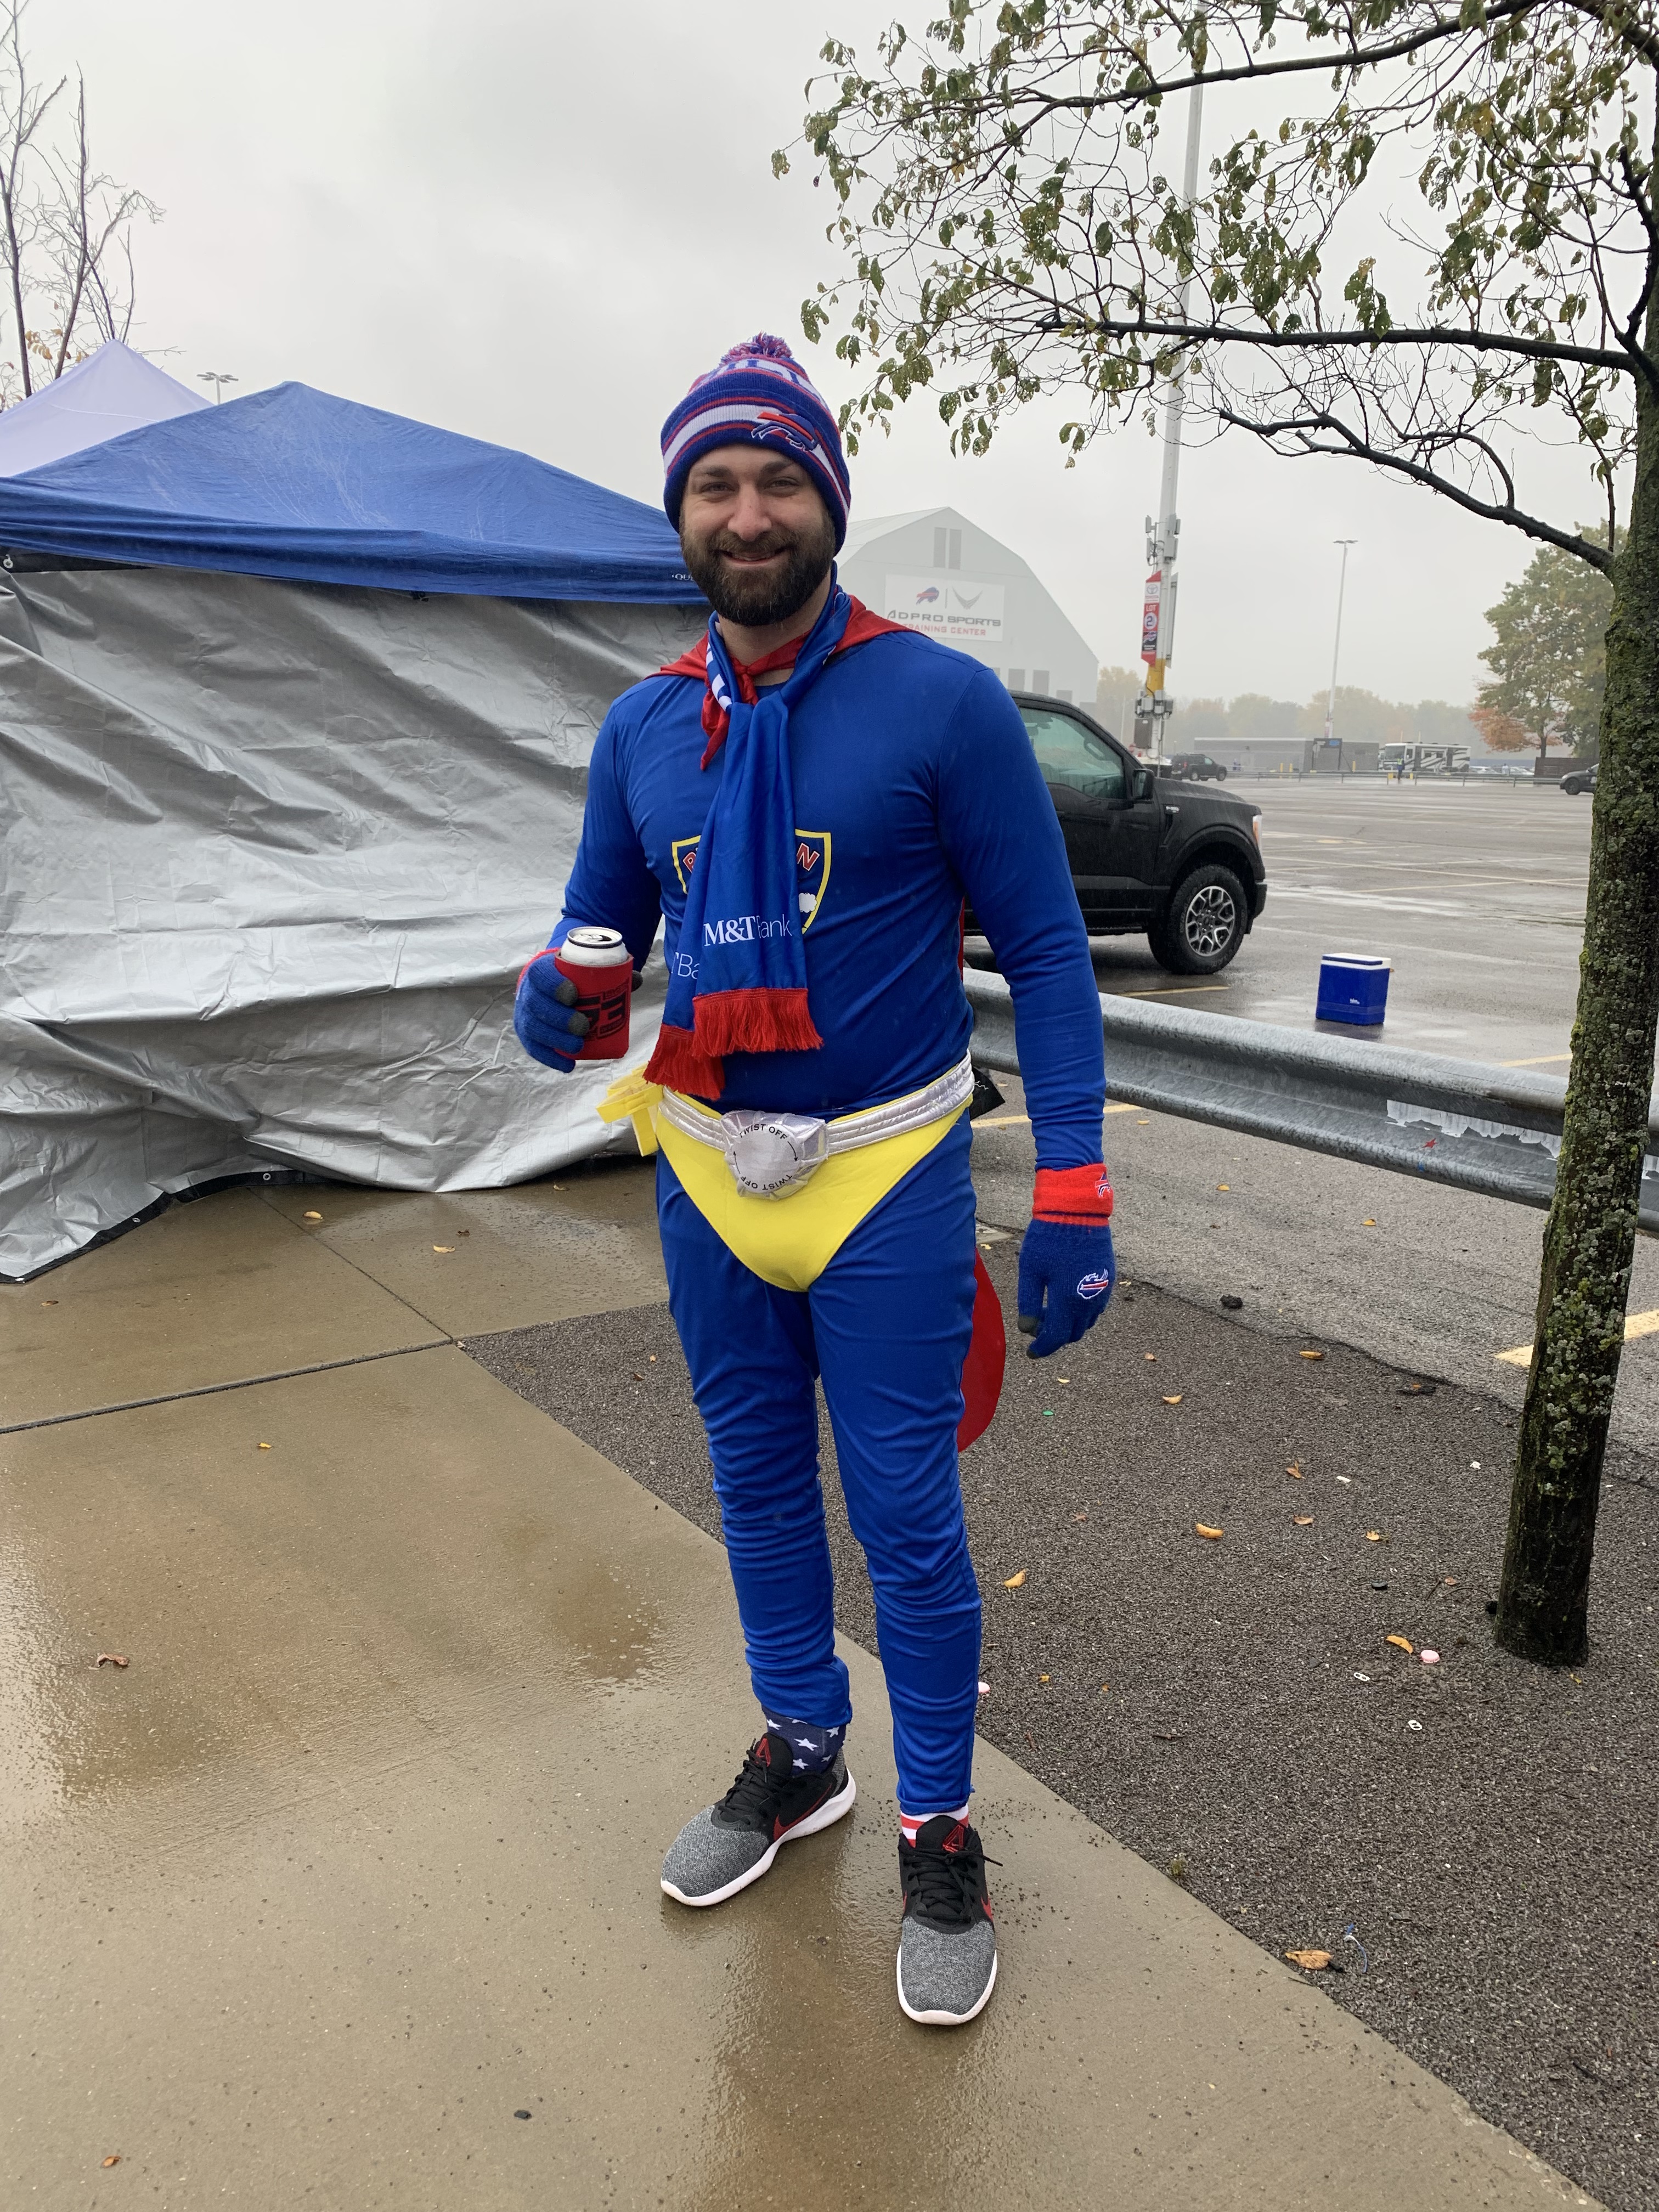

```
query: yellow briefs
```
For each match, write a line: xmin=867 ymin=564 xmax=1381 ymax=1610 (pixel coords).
xmin=597 ymin=1071 xmax=967 ymax=1295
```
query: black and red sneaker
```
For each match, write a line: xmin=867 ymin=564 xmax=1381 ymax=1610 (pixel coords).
xmin=659 ymin=1730 xmax=856 ymax=1908
xmin=896 ymin=1814 xmax=997 ymax=2025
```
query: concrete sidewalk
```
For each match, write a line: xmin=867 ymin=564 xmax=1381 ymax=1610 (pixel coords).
xmin=1 ymin=1172 xmax=1595 ymax=2210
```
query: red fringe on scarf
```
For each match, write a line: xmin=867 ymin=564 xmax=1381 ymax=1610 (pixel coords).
xmin=694 ymin=986 xmax=822 ymax=1057
xmin=644 ymin=989 xmax=823 ymax=1099
xmin=644 ymin=1023 xmax=725 ymax=1100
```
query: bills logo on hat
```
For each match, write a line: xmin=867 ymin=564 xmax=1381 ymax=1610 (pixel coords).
xmin=1075 ymin=1269 xmax=1115 ymax=1300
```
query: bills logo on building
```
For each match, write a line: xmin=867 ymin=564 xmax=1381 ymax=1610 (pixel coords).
xmin=913 ymin=585 xmax=941 ymax=605
xmin=1075 ymin=1269 xmax=1115 ymax=1300
xmin=794 ymin=830 xmax=831 ymax=928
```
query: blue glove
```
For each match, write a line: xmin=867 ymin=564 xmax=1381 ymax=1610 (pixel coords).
xmin=1017 ymin=1164 xmax=1116 ymax=1359
xmin=514 ymin=952 xmax=591 ymax=1071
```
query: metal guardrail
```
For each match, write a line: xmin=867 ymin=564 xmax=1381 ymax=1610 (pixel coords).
xmin=963 ymin=968 xmax=1659 ymax=1229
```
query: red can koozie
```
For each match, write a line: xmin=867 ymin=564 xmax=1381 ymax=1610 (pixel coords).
xmin=552 ymin=926 xmax=632 ymax=1060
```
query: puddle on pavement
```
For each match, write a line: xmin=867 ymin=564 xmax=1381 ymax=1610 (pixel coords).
xmin=0 ymin=1376 xmax=670 ymax=1833
xmin=670 ymin=1828 xmax=1007 ymax=2209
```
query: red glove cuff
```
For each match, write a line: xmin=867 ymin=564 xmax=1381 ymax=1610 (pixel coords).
xmin=1033 ymin=1164 xmax=1114 ymax=1225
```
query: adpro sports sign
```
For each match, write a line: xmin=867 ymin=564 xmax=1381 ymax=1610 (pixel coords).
xmin=883 ymin=576 xmax=1006 ymax=647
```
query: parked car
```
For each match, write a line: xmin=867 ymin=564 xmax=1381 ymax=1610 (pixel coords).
xmin=990 ymin=695 xmax=1267 ymax=973
xmin=1560 ymin=763 xmax=1598 ymax=795
xmin=1162 ymin=751 xmax=1228 ymax=781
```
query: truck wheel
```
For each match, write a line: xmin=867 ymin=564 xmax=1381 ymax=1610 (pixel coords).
xmin=1149 ymin=865 xmax=1248 ymax=974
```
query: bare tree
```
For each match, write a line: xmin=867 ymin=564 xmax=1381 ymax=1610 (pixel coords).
xmin=0 ymin=0 xmax=155 ymax=403
xmin=788 ymin=0 xmax=1659 ymax=1664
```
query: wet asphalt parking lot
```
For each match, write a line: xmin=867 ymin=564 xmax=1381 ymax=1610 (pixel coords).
xmin=970 ymin=773 xmax=1659 ymax=1446
xmin=1079 ymin=773 xmax=1594 ymax=1065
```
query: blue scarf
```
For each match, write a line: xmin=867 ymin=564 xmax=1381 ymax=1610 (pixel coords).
xmin=644 ymin=585 xmax=857 ymax=1101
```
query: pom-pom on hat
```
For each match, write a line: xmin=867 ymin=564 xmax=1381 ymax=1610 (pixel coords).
xmin=662 ymin=334 xmax=850 ymax=550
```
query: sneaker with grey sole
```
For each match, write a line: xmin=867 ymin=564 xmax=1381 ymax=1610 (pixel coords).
xmin=896 ymin=1813 xmax=998 ymax=2025
xmin=661 ymin=1730 xmax=856 ymax=1908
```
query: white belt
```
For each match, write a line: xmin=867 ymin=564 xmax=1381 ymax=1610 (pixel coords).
xmin=658 ymin=1051 xmax=975 ymax=1199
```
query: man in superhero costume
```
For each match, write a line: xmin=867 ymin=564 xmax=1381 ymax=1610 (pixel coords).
xmin=515 ymin=334 xmax=1114 ymax=2027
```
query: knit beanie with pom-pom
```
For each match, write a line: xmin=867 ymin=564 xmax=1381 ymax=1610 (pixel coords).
xmin=661 ymin=333 xmax=850 ymax=549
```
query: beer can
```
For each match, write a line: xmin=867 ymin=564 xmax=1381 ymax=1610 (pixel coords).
xmin=552 ymin=926 xmax=633 ymax=1060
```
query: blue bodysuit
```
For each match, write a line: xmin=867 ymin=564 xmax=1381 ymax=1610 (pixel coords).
xmin=558 ymin=624 xmax=1106 ymax=1812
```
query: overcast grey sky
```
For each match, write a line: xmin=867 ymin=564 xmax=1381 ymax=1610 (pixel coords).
xmin=34 ymin=0 xmax=1609 ymax=707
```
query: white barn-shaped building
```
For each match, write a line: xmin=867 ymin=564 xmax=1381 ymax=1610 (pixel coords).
xmin=837 ymin=506 xmax=1098 ymax=705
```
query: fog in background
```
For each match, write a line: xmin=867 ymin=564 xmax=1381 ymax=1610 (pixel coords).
xmin=32 ymin=0 xmax=1611 ymax=707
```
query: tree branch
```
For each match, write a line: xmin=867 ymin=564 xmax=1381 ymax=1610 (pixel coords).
xmin=1002 ymin=303 xmax=1637 ymax=376
xmin=1216 ymin=400 xmax=1616 ymax=567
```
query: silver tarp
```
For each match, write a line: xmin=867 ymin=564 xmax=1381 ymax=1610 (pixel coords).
xmin=0 ymin=563 xmax=704 ymax=1279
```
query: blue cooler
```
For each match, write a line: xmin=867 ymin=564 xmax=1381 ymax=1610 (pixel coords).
xmin=1317 ymin=953 xmax=1391 ymax=1026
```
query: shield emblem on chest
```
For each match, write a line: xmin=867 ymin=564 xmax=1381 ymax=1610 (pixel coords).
xmin=794 ymin=830 xmax=831 ymax=930
xmin=670 ymin=834 xmax=702 ymax=894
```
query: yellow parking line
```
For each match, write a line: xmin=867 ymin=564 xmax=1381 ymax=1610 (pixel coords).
xmin=1499 ymin=1052 xmax=1572 ymax=1067
xmin=1124 ymin=983 xmax=1230 ymax=997
xmin=1497 ymin=1308 xmax=1659 ymax=1365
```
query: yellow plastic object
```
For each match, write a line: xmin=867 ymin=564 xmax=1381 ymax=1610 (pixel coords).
xmin=656 ymin=1096 xmax=966 ymax=1294
xmin=596 ymin=1071 xmax=662 ymax=1157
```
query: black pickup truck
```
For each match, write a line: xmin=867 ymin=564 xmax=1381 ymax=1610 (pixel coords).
xmin=1005 ymin=693 xmax=1267 ymax=974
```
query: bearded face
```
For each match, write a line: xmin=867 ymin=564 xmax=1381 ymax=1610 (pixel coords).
xmin=678 ymin=452 xmax=838 ymax=630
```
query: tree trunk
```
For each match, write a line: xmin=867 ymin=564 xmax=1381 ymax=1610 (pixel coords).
xmin=1497 ymin=365 xmax=1659 ymax=1665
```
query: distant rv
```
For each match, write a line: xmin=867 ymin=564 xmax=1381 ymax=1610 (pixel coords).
xmin=1379 ymin=742 xmax=1470 ymax=777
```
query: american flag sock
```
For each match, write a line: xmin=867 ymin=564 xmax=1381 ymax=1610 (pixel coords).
xmin=763 ymin=1713 xmax=847 ymax=1776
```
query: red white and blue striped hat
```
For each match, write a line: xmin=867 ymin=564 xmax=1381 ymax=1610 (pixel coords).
xmin=661 ymin=334 xmax=850 ymax=549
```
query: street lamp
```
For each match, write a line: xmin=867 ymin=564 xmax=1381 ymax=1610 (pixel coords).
xmin=1135 ymin=77 xmax=1205 ymax=755
xmin=1324 ymin=539 xmax=1357 ymax=779
xmin=198 ymin=371 xmax=238 ymax=403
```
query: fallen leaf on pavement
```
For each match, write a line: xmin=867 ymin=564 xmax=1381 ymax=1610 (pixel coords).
xmin=1057 ymin=1376 xmax=1070 ymax=1385
xmin=1443 ymin=1576 xmax=1458 ymax=1586
xmin=1386 ymin=1634 xmax=1414 ymax=1654
xmin=649 ymin=1355 xmax=657 ymax=1363
xmin=1162 ymin=1393 xmax=1183 ymax=1404
xmin=1217 ymin=1183 xmax=1231 ymax=1192
xmin=1293 ymin=1515 xmax=1314 ymax=1526
xmin=432 ymin=1244 xmax=455 ymax=1253
xmin=102 ymin=2155 xmax=121 ymax=2168
xmin=1144 ymin=1352 xmax=1157 ymax=1362
xmin=1195 ymin=1523 xmax=1223 ymax=1540
xmin=1073 ymin=1510 xmax=1088 ymax=1522
xmin=1363 ymin=1217 xmax=1377 ymax=1227
xmin=1285 ymin=1949 xmax=1335 ymax=1972
xmin=1299 ymin=1349 xmax=1325 ymax=1361
xmin=41 ymin=1297 xmax=57 ymax=1306
xmin=303 ymin=1210 xmax=323 ymax=1221
xmin=1038 ymin=1673 xmax=1051 ymax=1684
xmin=258 ymin=1442 xmax=271 ymax=1451
xmin=1003 ymin=1570 xmax=1026 ymax=1588
xmin=95 ymin=1653 xmax=128 ymax=1668
xmin=1365 ymin=1530 xmax=1384 ymax=1542
xmin=1286 ymin=1460 xmax=1304 ymax=1478
xmin=632 ymin=1372 xmax=644 ymax=1380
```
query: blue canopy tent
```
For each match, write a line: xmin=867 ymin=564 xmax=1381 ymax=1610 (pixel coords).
xmin=0 ymin=384 xmax=706 ymax=1279
xmin=0 ymin=379 xmax=699 ymax=597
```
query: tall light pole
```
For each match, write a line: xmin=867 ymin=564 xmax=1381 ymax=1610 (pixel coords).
xmin=198 ymin=371 xmax=238 ymax=403
xmin=1135 ymin=79 xmax=1204 ymax=755
xmin=1324 ymin=539 xmax=1357 ymax=779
